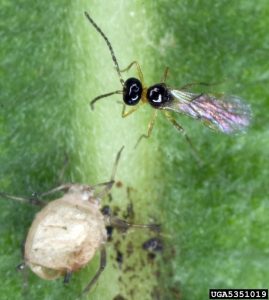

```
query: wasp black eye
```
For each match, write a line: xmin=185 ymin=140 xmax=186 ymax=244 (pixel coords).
xmin=147 ymin=84 xmax=172 ymax=108
xmin=123 ymin=78 xmax=142 ymax=106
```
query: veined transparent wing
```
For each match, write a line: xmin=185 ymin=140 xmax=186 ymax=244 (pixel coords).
xmin=161 ymin=90 xmax=252 ymax=134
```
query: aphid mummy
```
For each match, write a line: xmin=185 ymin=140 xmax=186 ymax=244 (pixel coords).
xmin=25 ymin=185 xmax=106 ymax=280
xmin=0 ymin=147 xmax=158 ymax=295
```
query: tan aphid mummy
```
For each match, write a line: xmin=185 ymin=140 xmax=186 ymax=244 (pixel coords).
xmin=24 ymin=184 xmax=107 ymax=280
xmin=0 ymin=146 xmax=157 ymax=295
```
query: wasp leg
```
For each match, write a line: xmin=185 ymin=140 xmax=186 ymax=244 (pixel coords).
xmin=95 ymin=146 xmax=124 ymax=199
xmin=164 ymin=111 xmax=202 ymax=164
xmin=161 ymin=67 xmax=170 ymax=83
xmin=135 ymin=110 xmax=158 ymax=148
xmin=120 ymin=60 xmax=144 ymax=84
xmin=81 ymin=247 xmax=106 ymax=296
xmin=109 ymin=216 xmax=161 ymax=233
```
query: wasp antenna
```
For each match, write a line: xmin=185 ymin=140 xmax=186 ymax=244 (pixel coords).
xmin=84 ymin=11 xmax=124 ymax=86
xmin=90 ymin=90 xmax=122 ymax=110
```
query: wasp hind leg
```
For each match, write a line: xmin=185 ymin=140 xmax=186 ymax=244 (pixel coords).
xmin=164 ymin=111 xmax=203 ymax=165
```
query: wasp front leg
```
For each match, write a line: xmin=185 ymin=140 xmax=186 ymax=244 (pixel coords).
xmin=121 ymin=103 xmax=141 ymax=118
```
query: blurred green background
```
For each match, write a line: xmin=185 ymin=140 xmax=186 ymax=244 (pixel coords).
xmin=1 ymin=1 xmax=268 ymax=300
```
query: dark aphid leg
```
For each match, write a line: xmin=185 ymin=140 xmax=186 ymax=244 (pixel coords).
xmin=81 ymin=247 xmax=107 ymax=296
xmin=95 ymin=146 xmax=124 ymax=199
xmin=110 ymin=216 xmax=161 ymax=233
xmin=63 ymin=271 xmax=72 ymax=284
xmin=0 ymin=192 xmax=44 ymax=206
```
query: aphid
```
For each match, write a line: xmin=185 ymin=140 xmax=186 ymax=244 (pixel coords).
xmin=142 ymin=237 xmax=163 ymax=263
xmin=142 ymin=237 xmax=163 ymax=253
xmin=116 ymin=250 xmax=123 ymax=269
xmin=85 ymin=12 xmax=251 ymax=147
xmin=0 ymin=147 xmax=157 ymax=296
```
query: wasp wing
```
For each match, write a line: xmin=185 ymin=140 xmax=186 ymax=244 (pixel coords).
xmin=161 ymin=90 xmax=251 ymax=134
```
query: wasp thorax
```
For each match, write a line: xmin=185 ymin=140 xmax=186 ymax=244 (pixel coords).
xmin=24 ymin=190 xmax=107 ymax=280
xmin=123 ymin=77 xmax=143 ymax=106
xmin=147 ymin=83 xmax=172 ymax=108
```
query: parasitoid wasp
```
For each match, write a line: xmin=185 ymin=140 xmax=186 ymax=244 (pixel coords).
xmin=85 ymin=12 xmax=251 ymax=148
